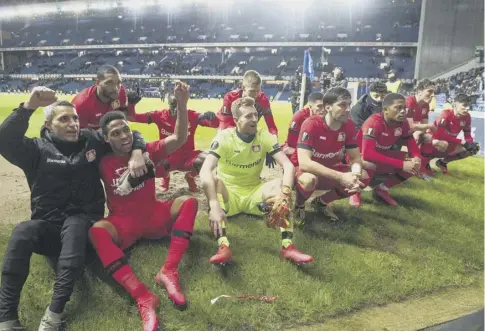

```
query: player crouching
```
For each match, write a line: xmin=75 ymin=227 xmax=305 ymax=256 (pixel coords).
xmin=421 ymin=93 xmax=480 ymax=173
xmin=292 ymin=87 xmax=374 ymax=224
xmin=200 ymin=97 xmax=313 ymax=266
xmin=359 ymin=93 xmax=423 ymax=206
xmin=89 ymin=82 xmax=196 ymax=331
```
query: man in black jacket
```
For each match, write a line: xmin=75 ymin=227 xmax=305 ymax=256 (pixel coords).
xmin=350 ymin=82 xmax=388 ymax=130
xmin=0 ymin=87 xmax=147 ymax=331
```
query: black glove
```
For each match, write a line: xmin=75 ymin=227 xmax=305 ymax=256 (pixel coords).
xmin=127 ymin=82 xmax=142 ymax=105
xmin=265 ymin=153 xmax=277 ymax=169
xmin=198 ymin=111 xmax=215 ymax=122
xmin=463 ymin=141 xmax=480 ymax=155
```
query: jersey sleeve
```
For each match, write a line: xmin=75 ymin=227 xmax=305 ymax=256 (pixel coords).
xmin=405 ymin=96 xmax=415 ymax=119
xmin=464 ymin=114 xmax=473 ymax=142
xmin=344 ymin=121 xmax=359 ymax=149
xmin=360 ymin=116 xmax=382 ymax=141
xmin=297 ymin=118 xmax=318 ymax=151
xmin=261 ymin=129 xmax=281 ymax=155
xmin=218 ymin=93 xmax=234 ymax=117
xmin=286 ymin=111 xmax=304 ymax=148
xmin=119 ymin=85 xmax=128 ymax=107
xmin=71 ymin=93 xmax=91 ymax=129
xmin=147 ymin=139 xmax=168 ymax=164
xmin=208 ymin=131 xmax=229 ymax=159
xmin=258 ymin=93 xmax=272 ymax=113
xmin=401 ymin=120 xmax=413 ymax=140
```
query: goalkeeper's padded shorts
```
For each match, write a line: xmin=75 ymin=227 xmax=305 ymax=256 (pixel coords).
xmin=217 ymin=182 xmax=267 ymax=217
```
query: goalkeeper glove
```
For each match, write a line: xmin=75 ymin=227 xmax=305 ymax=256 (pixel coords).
xmin=265 ymin=153 xmax=277 ymax=169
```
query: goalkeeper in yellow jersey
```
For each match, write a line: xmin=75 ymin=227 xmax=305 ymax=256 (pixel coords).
xmin=200 ymin=97 xmax=313 ymax=265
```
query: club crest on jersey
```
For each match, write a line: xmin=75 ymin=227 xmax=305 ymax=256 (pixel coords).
xmin=394 ymin=127 xmax=402 ymax=136
xmin=210 ymin=141 xmax=219 ymax=150
xmin=337 ymin=132 xmax=346 ymax=142
xmin=422 ymin=108 xmax=428 ymax=115
xmin=111 ymin=100 xmax=121 ymax=109
xmin=252 ymin=145 xmax=261 ymax=152
xmin=301 ymin=132 xmax=310 ymax=142
xmin=460 ymin=121 xmax=466 ymax=127
xmin=85 ymin=149 xmax=96 ymax=162
xmin=290 ymin=121 xmax=297 ymax=129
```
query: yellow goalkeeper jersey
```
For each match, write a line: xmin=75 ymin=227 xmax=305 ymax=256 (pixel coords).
xmin=209 ymin=127 xmax=280 ymax=188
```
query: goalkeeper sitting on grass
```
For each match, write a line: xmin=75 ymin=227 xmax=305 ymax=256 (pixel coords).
xmin=200 ymin=97 xmax=313 ymax=265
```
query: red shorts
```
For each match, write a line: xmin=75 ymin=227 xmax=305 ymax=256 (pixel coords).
xmin=105 ymin=200 xmax=174 ymax=250
xmin=296 ymin=164 xmax=350 ymax=190
xmin=372 ymin=151 xmax=408 ymax=174
xmin=155 ymin=150 xmax=202 ymax=177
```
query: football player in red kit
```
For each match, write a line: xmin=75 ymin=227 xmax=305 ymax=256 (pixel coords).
xmin=89 ymin=82 xmax=196 ymax=331
xmin=359 ymin=93 xmax=422 ymax=206
xmin=72 ymin=65 xmax=140 ymax=130
xmin=129 ymin=91 xmax=219 ymax=192
xmin=217 ymin=70 xmax=278 ymax=135
xmin=421 ymin=94 xmax=480 ymax=173
xmin=292 ymin=88 xmax=373 ymax=223
xmin=282 ymin=92 xmax=325 ymax=158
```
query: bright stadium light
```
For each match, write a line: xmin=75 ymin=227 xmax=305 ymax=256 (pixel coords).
xmin=90 ymin=2 xmax=112 ymax=10
xmin=61 ymin=2 xmax=88 ymax=13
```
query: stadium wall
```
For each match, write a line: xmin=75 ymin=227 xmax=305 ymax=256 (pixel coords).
xmin=417 ymin=0 xmax=484 ymax=79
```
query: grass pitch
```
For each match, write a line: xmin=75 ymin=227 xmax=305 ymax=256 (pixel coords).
xmin=0 ymin=93 xmax=483 ymax=330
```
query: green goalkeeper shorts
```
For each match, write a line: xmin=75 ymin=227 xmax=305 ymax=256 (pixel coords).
xmin=218 ymin=182 xmax=266 ymax=217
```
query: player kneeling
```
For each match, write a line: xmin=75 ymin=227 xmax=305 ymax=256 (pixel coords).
xmin=292 ymin=87 xmax=374 ymax=224
xmin=200 ymin=97 xmax=313 ymax=265
xmin=421 ymin=93 xmax=480 ymax=173
xmin=359 ymin=93 xmax=423 ymax=206
xmin=89 ymin=82 xmax=196 ymax=331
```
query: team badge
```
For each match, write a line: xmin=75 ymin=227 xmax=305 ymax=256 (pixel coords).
xmin=394 ymin=127 xmax=402 ymax=136
xmin=460 ymin=121 xmax=466 ymax=127
xmin=111 ymin=100 xmax=121 ymax=109
xmin=85 ymin=149 xmax=96 ymax=162
xmin=422 ymin=108 xmax=428 ymax=115
xmin=301 ymin=132 xmax=310 ymax=142
xmin=337 ymin=132 xmax=346 ymax=142
xmin=252 ymin=145 xmax=261 ymax=152
xmin=210 ymin=141 xmax=219 ymax=150
xmin=290 ymin=121 xmax=297 ymax=129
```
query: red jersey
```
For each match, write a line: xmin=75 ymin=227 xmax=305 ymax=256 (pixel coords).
xmin=291 ymin=115 xmax=358 ymax=167
xmin=133 ymin=109 xmax=219 ymax=157
xmin=217 ymin=89 xmax=277 ymax=134
xmin=406 ymin=95 xmax=430 ymax=123
xmin=285 ymin=107 xmax=311 ymax=149
xmin=359 ymin=113 xmax=412 ymax=152
xmin=100 ymin=140 xmax=167 ymax=215
xmin=433 ymin=109 xmax=472 ymax=144
xmin=72 ymin=85 xmax=129 ymax=130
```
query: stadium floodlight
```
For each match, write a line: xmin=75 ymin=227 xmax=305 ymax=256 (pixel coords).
xmin=90 ymin=2 xmax=112 ymax=10
xmin=61 ymin=2 xmax=88 ymax=13
xmin=3 ymin=8 xmax=18 ymax=19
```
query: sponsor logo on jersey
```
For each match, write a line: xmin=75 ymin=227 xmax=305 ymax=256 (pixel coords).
xmin=85 ymin=149 xmax=96 ymax=162
xmin=47 ymin=158 xmax=66 ymax=164
xmin=95 ymin=113 xmax=103 ymax=118
xmin=337 ymin=132 xmax=346 ymax=142
xmin=111 ymin=100 xmax=121 ymax=109
xmin=319 ymin=136 xmax=326 ymax=140
xmin=252 ymin=145 xmax=261 ymax=152
xmin=160 ymin=128 xmax=173 ymax=136
xmin=210 ymin=141 xmax=219 ymax=150
xmin=394 ymin=127 xmax=402 ymax=136
xmin=225 ymin=158 xmax=262 ymax=169
xmin=382 ymin=132 xmax=388 ymax=136
xmin=312 ymin=148 xmax=343 ymax=160
xmin=301 ymin=132 xmax=310 ymax=142
xmin=376 ymin=143 xmax=393 ymax=150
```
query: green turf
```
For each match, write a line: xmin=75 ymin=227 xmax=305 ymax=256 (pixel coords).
xmin=0 ymin=93 xmax=483 ymax=330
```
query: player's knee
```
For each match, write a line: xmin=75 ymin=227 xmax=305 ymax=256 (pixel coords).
xmin=298 ymin=173 xmax=317 ymax=191
xmin=171 ymin=196 xmax=199 ymax=218
xmin=89 ymin=222 xmax=116 ymax=247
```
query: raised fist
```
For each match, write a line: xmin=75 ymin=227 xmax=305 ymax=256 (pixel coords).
xmin=173 ymin=81 xmax=190 ymax=105
xmin=24 ymin=87 xmax=57 ymax=110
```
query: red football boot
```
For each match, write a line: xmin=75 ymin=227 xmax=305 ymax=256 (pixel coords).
xmin=280 ymin=244 xmax=313 ymax=264
xmin=184 ymin=172 xmax=198 ymax=193
xmin=155 ymin=267 xmax=187 ymax=310
xmin=373 ymin=187 xmax=398 ymax=206
xmin=136 ymin=292 xmax=160 ymax=331
xmin=348 ymin=192 xmax=361 ymax=208
xmin=209 ymin=245 xmax=233 ymax=265
xmin=160 ymin=176 xmax=170 ymax=192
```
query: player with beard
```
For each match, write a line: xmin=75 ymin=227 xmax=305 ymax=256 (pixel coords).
xmin=216 ymin=70 xmax=278 ymax=136
xmin=200 ymin=97 xmax=313 ymax=266
xmin=421 ymin=94 xmax=480 ymax=173
xmin=359 ymin=93 xmax=422 ymax=206
xmin=72 ymin=65 xmax=141 ymax=130
xmin=292 ymin=87 xmax=374 ymax=224
xmin=129 ymin=91 xmax=219 ymax=192
xmin=89 ymin=82 xmax=197 ymax=331
xmin=282 ymin=92 xmax=325 ymax=159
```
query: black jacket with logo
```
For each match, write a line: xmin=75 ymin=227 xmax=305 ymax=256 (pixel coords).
xmin=0 ymin=104 xmax=145 ymax=225
xmin=350 ymin=94 xmax=383 ymax=131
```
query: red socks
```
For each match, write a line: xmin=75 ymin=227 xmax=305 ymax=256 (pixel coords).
xmin=89 ymin=227 xmax=148 ymax=299
xmin=163 ymin=198 xmax=197 ymax=271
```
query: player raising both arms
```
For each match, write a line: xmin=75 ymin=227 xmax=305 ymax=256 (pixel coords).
xmin=421 ymin=94 xmax=480 ymax=174
xmin=292 ymin=87 xmax=373 ymax=224
xmin=72 ymin=65 xmax=141 ymax=130
xmin=129 ymin=90 xmax=219 ymax=192
xmin=89 ymin=82 xmax=197 ymax=331
xmin=281 ymin=92 xmax=325 ymax=158
xmin=200 ymin=97 xmax=313 ymax=265
xmin=359 ymin=93 xmax=422 ymax=206
xmin=217 ymin=70 xmax=278 ymax=136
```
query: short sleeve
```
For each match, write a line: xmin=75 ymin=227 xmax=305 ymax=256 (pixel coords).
xmin=261 ymin=129 xmax=280 ymax=155
xmin=297 ymin=118 xmax=317 ymax=150
xmin=208 ymin=131 xmax=229 ymax=159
